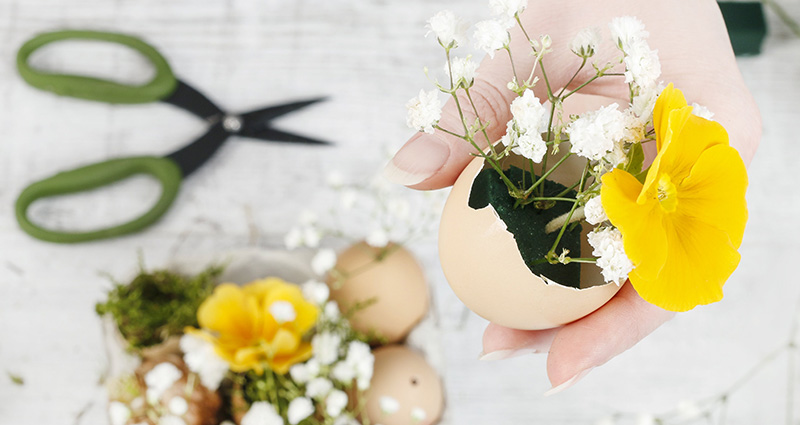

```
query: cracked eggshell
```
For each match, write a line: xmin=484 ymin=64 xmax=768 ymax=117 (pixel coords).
xmin=364 ymin=345 xmax=443 ymax=425
xmin=328 ymin=242 xmax=429 ymax=343
xmin=438 ymin=155 xmax=623 ymax=330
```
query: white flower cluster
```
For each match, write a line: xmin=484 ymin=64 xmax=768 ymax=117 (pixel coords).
xmin=445 ymin=55 xmax=478 ymax=88
xmin=180 ymin=333 xmax=229 ymax=391
xmin=284 ymin=210 xmax=323 ymax=250
xmin=583 ymin=196 xmax=608 ymax=225
xmin=406 ymin=89 xmax=442 ymax=134
xmin=587 ymin=227 xmax=634 ymax=284
xmin=106 ymin=362 xmax=195 ymax=425
xmin=570 ymin=27 xmax=601 ymax=58
xmin=566 ymin=103 xmax=642 ymax=166
xmin=609 ymin=16 xmax=662 ymax=121
xmin=499 ymin=89 xmax=549 ymax=163
xmin=473 ymin=19 xmax=510 ymax=57
xmin=426 ymin=9 xmax=467 ymax=48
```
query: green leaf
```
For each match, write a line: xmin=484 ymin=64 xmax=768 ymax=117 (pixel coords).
xmin=8 ymin=372 xmax=24 ymax=386
xmin=623 ymin=142 xmax=645 ymax=175
xmin=634 ymin=165 xmax=651 ymax=184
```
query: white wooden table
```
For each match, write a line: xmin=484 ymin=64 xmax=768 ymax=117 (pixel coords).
xmin=0 ymin=1 xmax=799 ymax=424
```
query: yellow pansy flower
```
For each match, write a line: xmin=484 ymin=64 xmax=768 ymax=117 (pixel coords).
xmin=601 ymin=84 xmax=748 ymax=312
xmin=188 ymin=278 xmax=319 ymax=374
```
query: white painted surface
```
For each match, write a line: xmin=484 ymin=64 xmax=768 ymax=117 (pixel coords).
xmin=0 ymin=1 xmax=798 ymax=424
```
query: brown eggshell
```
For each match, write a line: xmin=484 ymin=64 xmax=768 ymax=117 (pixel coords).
xmin=439 ymin=154 xmax=623 ymax=330
xmin=364 ymin=345 xmax=444 ymax=425
xmin=328 ymin=242 xmax=429 ymax=343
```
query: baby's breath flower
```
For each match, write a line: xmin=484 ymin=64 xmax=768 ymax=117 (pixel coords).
xmin=268 ymin=300 xmax=297 ymax=323
xmin=587 ymin=227 xmax=634 ymax=284
xmin=332 ymin=416 xmax=361 ymax=425
xmin=539 ymin=34 xmax=552 ymax=50
xmin=380 ymin=396 xmax=401 ymax=414
xmin=514 ymin=132 xmax=547 ymax=163
xmin=311 ymin=249 xmax=337 ymax=276
xmin=426 ymin=10 xmax=466 ymax=48
xmin=509 ymin=89 xmax=548 ymax=134
xmin=108 ymin=401 xmax=131 ymax=425
xmin=570 ymin=27 xmax=601 ymax=58
xmin=324 ymin=301 xmax=341 ymax=320
xmin=411 ymin=407 xmax=428 ymax=422
xmin=406 ymin=89 xmax=442 ymax=134
xmin=584 ymin=196 xmax=608 ymax=225
xmin=180 ymin=334 xmax=229 ymax=391
xmin=168 ymin=397 xmax=188 ymax=416
xmin=306 ymin=377 xmax=334 ymax=399
xmin=287 ymin=397 xmax=315 ymax=425
xmin=489 ymin=0 xmax=528 ymax=21
xmin=609 ymin=16 xmax=648 ymax=51
xmin=144 ymin=362 xmax=182 ymax=402
xmin=366 ymin=227 xmax=390 ymax=248
xmin=631 ymin=83 xmax=663 ymax=121
xmin=241 ymin=402 xmax=283 ymax=425
xmin=445 ymin=55 xmax=478 ymax=88
xmin=160 ymin=416 xmax=187 ymax=425
xmin=326 ymin=390 xmax=349 ymax=417
xmin=289 ymin=363 xmax=311 ymax=384
xmin=566 ymin=103 xmax=628 ymax=161
xmin=473 ymin=20 xmax=510 ymax=58
xmin=312 ymin=331 xmax=342 ymax=365
xmin=302 ymin=280 xmax=330 ymax=305
xmin=623 ymin=42 xmax=661 ymax=88
xmin=691 ymin=103 xmax=714 ymax=120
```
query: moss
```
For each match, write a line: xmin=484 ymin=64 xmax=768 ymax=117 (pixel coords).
xmin=468 ymin=165 xmax=582 ymax=288
xmin=96 ymin=265 xmax=223 ymax=350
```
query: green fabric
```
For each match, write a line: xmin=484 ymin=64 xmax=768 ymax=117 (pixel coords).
xmin=15 ymin=156 xmax=183 ymax=243
xmin=469 ymin=166 xmax=583 ymax=288
xmin=719 ymin=2 xmax=767 ymax=56
xmin=17 ymin=30 xmax=177 ymax=103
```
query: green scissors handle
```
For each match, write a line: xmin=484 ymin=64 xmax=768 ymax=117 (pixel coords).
xmin=16 ymin=157 xmax=183 ymax=243
xmin=17 ymin=30 xmax=177 ymax=103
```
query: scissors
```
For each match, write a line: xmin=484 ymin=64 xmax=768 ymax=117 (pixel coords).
xmin=15 ymin=30 xmax=330 ymax=244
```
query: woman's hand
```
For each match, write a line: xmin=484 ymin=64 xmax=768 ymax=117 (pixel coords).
xmin=385 ymin=0 xmax=761 ymax=393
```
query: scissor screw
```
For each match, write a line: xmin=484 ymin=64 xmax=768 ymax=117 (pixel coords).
xmin=223 ymin=115 xmax=243 ymax=133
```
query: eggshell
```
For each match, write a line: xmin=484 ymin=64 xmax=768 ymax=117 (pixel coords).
xmin=438 ymin=154 xmax=623 ymax=330
xmin=364 ymin=345 xmax=444 ymax=425
xmin=328 ymin=242 xmax=429 ymax=343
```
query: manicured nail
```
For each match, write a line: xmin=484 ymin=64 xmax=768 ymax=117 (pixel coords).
xmin=383 ymin=133 xmax=449 ymax=186
xmin=478 ymin=348 xmax=540 ymax=361
xmin=543 ymin=367 xmax=594 ymax=397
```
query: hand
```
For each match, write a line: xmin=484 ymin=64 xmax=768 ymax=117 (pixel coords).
xmin=385 ymin=0 xmax=761 ymax=393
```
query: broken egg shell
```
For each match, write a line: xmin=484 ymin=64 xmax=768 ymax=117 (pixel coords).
xmin=328 ymin=242 xmax=429 ymax=343
xmin=439 ymin=154 xmax=622 ymax=330
xmin=364 ymin=345 xmax=444 ymax=425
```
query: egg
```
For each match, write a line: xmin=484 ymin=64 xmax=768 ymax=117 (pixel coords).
xmin=328 ymin=242 xmax=429 ymax=343
xmin=364 ymin=345 xmax=444 ymax=425
xmin=438 ymin=153 xmax=623 ymax=330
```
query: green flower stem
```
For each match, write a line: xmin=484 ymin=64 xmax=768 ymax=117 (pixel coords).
xmin=547 ymin=160 xmax=590 ymax=256
xmin=557 ymin=57 xmax=587 ymax=98
xmin=554 ymin=179 xmax=581 ymax=198
xmin=434 ymin=125 xmax=466 ymax=139
xmin=465 ymin=87 xmax=497 ymax=157
xmin=504 ymin=46 xmax=521 ymax=90
xmin=527 ymin=197 xmax=577 ymax=203
xmin=564 ymin=257 xmax=597 ymax=264
xmin=522 ymin=152 xmax=573 ymax=198
xmin=515 ymin=15 xmax=553 ymax=99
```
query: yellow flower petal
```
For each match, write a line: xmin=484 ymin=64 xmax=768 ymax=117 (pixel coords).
xmin=652 ymin=83 xmax=687 ymax=151
xmin=197 ymin=284 xmax=259 ymax=341
xmin=631 ymin=213 xmax=741 ymax=312
xmin=677 ymin=145 xmax=748 ymax=248
xmin=602 ymin=169 xmax=668 ymax=280
xmin=270 ymin=343 xmax=313 ymax=375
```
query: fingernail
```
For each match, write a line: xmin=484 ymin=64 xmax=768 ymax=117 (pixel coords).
xmin=543 ymin=367 xmax=594 ymax=397
xmin=383 ymin=133 xmax=449 ymax=186
xmin=478 ymin=348 xmax=541 ymax=361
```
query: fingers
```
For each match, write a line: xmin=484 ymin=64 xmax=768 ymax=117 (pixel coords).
xmin=545 ymin=283 xmax=674 ymax=391
xmin=479 ymin=323 xmax=558 ymax=361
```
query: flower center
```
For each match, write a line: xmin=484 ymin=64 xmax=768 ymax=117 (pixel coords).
xmin=656 ymin=173 xmax=678 ymax=212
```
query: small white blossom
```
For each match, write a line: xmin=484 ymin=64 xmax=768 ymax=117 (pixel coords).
xmin=510 ymin=90 xmax=548 ymax=134
xmin=326 ymin=390 xmax=349 ymax=417
xmin=312 ymin=249 xmax=337 ymax=276
xmin=312 ymin=331 xmax=342 ymax=365
xmin=540 ymin=34 xmax=552 ymax=50
xmin=284 ymin=226 xmax=322 ymax=250
xmin=144 ymin=362 xmax=182 ymax=402
xmin=331 ymin=361 xmax=356 ymax=384
xmin=290 ymin=363 xmax=311 ymax=384
xmin=288 ymin=397 xmax=315 ymax=425
xmin=584 ymin=196 xmax=608 ymax=225
xmin=109 ymin=401 xmax=131 ymax=425
xmin=306 ymin=377 xmax=334 ymax=399
xmin=339 ymin=188 xmax=358 ymax=211
xmin=269 ymin=300 xmax=297 ymax=323
xmin=241 ymin=402 xmax=283 ymax=425
xmin=588 ymin=227 xmax=634 ymax=284
xmin=366 ymin=227 xmax=390 ymax=248
xmin=473 ymin=20 xmax=510 ymax=57
xmin=406 ymin=89 xmax=443 ymax=134
xmin=333 ymin=416 xmax=361 ymax=425
xmin=514 ymin=132 xmax=548 ymax=163
xmin=324 ymin=301 xmax=341 ymax=320
xmin=411 ymin=407 xmax=428 ymax=422
xmin=331 ymin=341 xmax=374 ymax=389
xmin=445 ymin=55 xmax=478 ymax=88
xmin=571 ymin=27 xmax=601 ymax=57
xmin=609 ymin=16 xmax=648 ymax=51
xmin=566 ymin=103 xmax=628 ymax=161
xmin=379 ymin=396 xmax=401 ymax=415
xmin=631 ymin=83 xmax=663 ymax=121
xmin=426 ymin=10 xmax=467 ymax=48
xmin=302 ymin=280 xmax=330 ymax=305
xmin=489 ymin=0 xmax=527 ymax=21
xmin=691 ymin=103 xmax=714 ymax=121
xmin=180 ymin=333 xmax=229 ymax=391
xmin=168 ymin=397 xmax=188 ymax=416
xmin=159 ymin=416 xmax=187 ymax=425
xmin=623 ymin=42 xmax=661 ymax=88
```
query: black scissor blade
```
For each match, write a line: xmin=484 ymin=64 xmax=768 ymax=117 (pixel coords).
xmin=239 ymin=97 xmax=328 ymax=124
xmin=241 ymin=127 xmax=332 ymax=146
xmin=162 ymin=80 xmax=224 ymax=120
xmin=165 ymin=122 xmax=229 ymax=178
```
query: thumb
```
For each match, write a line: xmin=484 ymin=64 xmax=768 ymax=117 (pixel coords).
xmin=384 ymin=76 xmax=515 ymax=190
